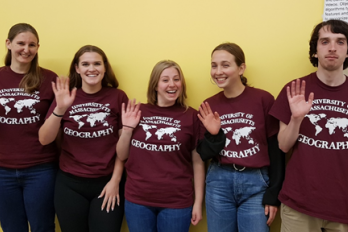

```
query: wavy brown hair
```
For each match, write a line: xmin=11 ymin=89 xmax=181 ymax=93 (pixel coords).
xmin=5 ymin=23 xmax=42 ymax=93
xmin=147 ymin=60 xmax=187 ymax=108
xmin=69 ymin=45 xmax=118 ymax=90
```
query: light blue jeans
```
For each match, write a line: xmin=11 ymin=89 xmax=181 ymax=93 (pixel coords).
xmin=205 ymin=162 xmax=270 ymax=232
xmin=125 ymin=199 xmax=192 ymax=232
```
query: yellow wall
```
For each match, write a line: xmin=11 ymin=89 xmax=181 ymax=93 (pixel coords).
xmin=0 ymin=0 xmax=323 ymax=231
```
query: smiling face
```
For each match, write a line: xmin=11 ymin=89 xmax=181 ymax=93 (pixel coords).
xmin=156 ymin=67 xmax=182 ymax=107
xmin=211 ymin=50 xmax=245 ymax=89
xmin=75 ymin=52 xmax=106 ymax=93
xmin=6 ymin=32 xmax=39 ymax=67
xmin=316 ymin=26 xmax=348 ymax=72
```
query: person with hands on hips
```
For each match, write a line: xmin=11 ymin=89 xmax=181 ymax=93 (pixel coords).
xmin=117 ymin=60 xmax=223 ymax=232
xmin=199 ymin=42 xmax=285 ymax=232
xmin=0 ymin=23 xmax=58 ymax=232
xmin=39 ymin=45 xmax=127 ymax=232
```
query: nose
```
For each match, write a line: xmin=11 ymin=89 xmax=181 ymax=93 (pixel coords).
xmin=88 ymin=65 xmax=97 ymax=71
xmin=216 ymin=66 xmax=223 ymax=75
xmin=23 ymin=45 xmax=29 ymax=53
xmin=168 ymin=79 xmax=175 ymax=86
xmin=329 ymin=41 xmax=337 ymax=52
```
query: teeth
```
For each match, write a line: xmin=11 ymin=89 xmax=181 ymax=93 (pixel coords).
xmin=217 ymin=78 xmax=226 ymax=81
xmin=167 ymin=90 xmax=176 ymax=93
xmin=87 ymin=75 xmax=97 ymax=77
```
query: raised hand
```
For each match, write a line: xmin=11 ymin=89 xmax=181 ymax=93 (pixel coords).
xmin=122 ymin=99 xmax=141 ymax=130
xmin=52 ymin=77 xmax=76 ymax=114
xmin=198 ymin=102 xmax=221 ymax=135
xmin=286 ymin=79 xmax=314 ymax=120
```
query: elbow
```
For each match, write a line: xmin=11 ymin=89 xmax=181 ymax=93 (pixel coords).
xmin=39 ymin=137 xmax=50 ymax=146
xmin=278 ymin=143 xmax=290 ymax=153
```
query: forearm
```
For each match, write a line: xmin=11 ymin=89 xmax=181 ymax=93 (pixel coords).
xmin=38 ymin=107 xmax=65 ymax=145
xmin=278 ymin=117 xmax=303 ymax=152
xmin=192 ymin=150 xmax=205 ymax=206
xmin=110 ymin=156 xmax=125 ymax=183
xmin=116 ymin=127 xmax=133 ymax=161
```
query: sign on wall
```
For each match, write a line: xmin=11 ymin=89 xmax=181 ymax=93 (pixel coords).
xmin=323 ymin=0 xmax=348 ymax=22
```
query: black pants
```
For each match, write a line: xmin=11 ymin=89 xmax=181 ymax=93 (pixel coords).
xmin=54 ymin=170 xmax=125 ymax=232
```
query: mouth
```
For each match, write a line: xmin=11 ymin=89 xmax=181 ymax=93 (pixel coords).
xmin=20 ymin=53 xmax=30 ymax=58
xmin=214 ymin=77 xmax=227 ymax=83
xmin=87 ymin=74 xmax=98 ymax=77
xmin=325 ymin=55 xmax=338 ymax=59
xmin=167 ymin=90 xmax=177 ymax=94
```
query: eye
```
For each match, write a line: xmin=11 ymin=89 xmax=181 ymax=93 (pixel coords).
xmin=223 ymin=65 xmax=229 ymax=68
xmin=29 ymin=43 xmax=36 ymax=47
xmin=174 ymin=78 xmax=180 ymax=82
xmin=94 ymin=62 xmax=102 ymax=66
xmin=81 ymin=63 xmax=89 ymax=67
xmin=321 ymin=40 xmax=328 ymax=45
xmin=338 ymin=40 xmax=346 ymax=45
xmin=211 ymin=64 xmax=217 ymax=68
xmin=17 ymin=42 xmax=25 ymax=45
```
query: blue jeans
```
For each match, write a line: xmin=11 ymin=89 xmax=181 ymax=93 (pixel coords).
xmin=125 ymin=199 xmax=192 ymax=232
xmin=205 ymin=162 xmax=270 ymax=232
xmin=0 ymin=163 xmax=57 ymax=232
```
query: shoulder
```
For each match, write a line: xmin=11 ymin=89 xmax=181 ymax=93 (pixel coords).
xmin=204 ymin=91 xmax=224 ymax=103
xmin=247 ymin=86 xmax=274 ymax=102
xmin=40 ymin=67 xmax=58 ymax=78
xmin=0 ymin=66 xmax=12 ymax=76
xmin=40 ymin=67 xmax=58 ymax=83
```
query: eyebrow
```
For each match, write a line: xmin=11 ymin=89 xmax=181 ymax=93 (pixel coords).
xmin=319 ymin=37 xmax=347 ymax=41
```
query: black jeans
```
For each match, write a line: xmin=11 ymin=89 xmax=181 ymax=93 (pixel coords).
xmin=54 ymin=170 xmax=125 ymax=232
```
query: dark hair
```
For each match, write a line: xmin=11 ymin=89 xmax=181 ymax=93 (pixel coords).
xmin=309 ymin=19 xmax=348 ymax=69
xmin=69 ymin=45 xmax=118 ymax=89
xmin=5 ymin=23 xmax=42 ymax=93
xmin=147 ymin=60 xmax=187 ymax=108
xmin=212 ymin=42 xmax=248 ymax=86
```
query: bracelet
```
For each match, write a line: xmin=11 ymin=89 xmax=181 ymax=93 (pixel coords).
xmin=52 ymin=111 xmax=64 ymax=117
xmin=123 ymin=125 xmax=135 ymax=129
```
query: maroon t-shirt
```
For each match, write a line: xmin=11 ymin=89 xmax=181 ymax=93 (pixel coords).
xmin=205 ymin=87 xmax=278 ymax=168
xmin=269 ymin=72 xmax=348 ymax=224
xmin=125 ymin=103 xmax=203 ymax=208
xmin=47 ymin=87 xmax=128 ymax=178
xmin=0 ymin=66 xmax=57 ymax=169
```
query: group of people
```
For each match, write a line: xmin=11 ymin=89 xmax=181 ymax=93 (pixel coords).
xmin=0 ymin=19 xmax=347 ymax=232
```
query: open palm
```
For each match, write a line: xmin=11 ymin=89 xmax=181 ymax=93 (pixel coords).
xmin=287 ymin=79 xmax=314 ymax=119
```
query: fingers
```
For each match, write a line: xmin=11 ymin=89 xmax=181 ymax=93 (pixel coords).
xmin=121 ymin=102 xmax=126 ymax=115
xmin=300 ymin=80 xmax=306 ymax=96
xmin=308 ymin=92 xmax=314 ymax=105
xmin=265 ymin=205 xmax=278 ymax=226
xmin=116 ymin=194 xmax=120 ymax=206
xmin=213 ymin=112 xmax=220 ymax=121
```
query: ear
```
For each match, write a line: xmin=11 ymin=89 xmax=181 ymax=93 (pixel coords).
xmin=75 ymin=64 xmax=80 ymax=74
xmin=314 ymin=54 xmax=318 ymax=58
xmin=238 ymin=63 xmax=246 ymax=76
xmin=5 ymin=39 xmax=11 ymax=50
